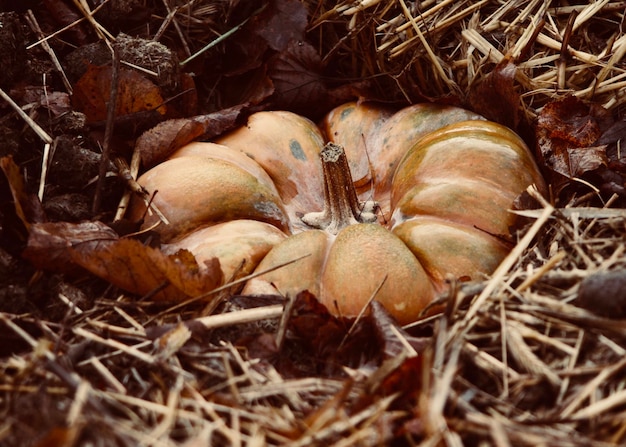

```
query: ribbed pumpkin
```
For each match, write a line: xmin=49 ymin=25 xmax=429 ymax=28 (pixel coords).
xmin=128 ymin=102 xmax=546 ymax=324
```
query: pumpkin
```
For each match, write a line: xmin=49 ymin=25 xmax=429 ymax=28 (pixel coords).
xmin=128 ymin=102 xmax=546 ymax=324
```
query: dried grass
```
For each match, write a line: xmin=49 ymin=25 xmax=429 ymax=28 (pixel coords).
xmin=2 ymin=1 xmax=626 ymax=446
xmin=412 ymin=189 xmax=626 ymax=445
xmin=310 ymin=0 xmax=626 ymax=117
xmin=4 ymin=197 xmax=626 ymax=445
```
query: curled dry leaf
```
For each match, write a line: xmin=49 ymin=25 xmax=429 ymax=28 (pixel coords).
xmin=369 ymin=301 xmax=430 ymax=359
xmin=22 ymin=221 xmax=223 ymax=301
xmin=154 ymin=322 xmax=192 ymax=361
xmin=567 ymin=146 xmax=608 ymax=176
xmin=15 ymin=87 xmax=72 ymax=117
xmin=267 ymin=40 xmax=333 ymax=116
xmin=374 ymin=355 xmax=423 ymax=405
xmin=22 ymin=221 xmax=118 ymax=274
xmin=576 ymin=269 xmax=626 ymax=318
xmin=284 ymin=292 xmax=429 ymax=374
xmin=42 ymin=0 xmax=89 ymax=45
xmin=536 ymin=96 xmax=610 ymax=186
xmin=135 ymin=118 xmax=206 ymax=168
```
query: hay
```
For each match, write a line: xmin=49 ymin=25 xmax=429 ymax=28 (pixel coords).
xmin=4 ymin=198 xmax=626 ymax=445
xmin=2 ymin=1 xmax=626 ymax=445
xmin=310 ymin=0 xmax=626 ymax=116
xmin=412 ymin=191 xmax=626 ymax=445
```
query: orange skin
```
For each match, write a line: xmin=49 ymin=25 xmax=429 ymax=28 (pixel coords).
xmin=162 ymin=220 xmax=286 ymax=282
xmin=241 ymin=225 xmax=436 ymax=324
xmin=129 ymin=155 xmax=289 ymax=242
xmin=130 ymin=103 xmax=546 ymax=324
xmin=215 ymin=111 xmax=326 ymax=232
xmin=320 ymin=102 xmax=484 ymax=219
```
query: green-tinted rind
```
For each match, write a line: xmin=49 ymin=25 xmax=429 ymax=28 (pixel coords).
xmin=322 ymin=102 xmax=485 ymax=218
xmin=392 ymin=120 xmax=544 ymax=206
xmin=393 ymin=218 xmax=510 ymax=284
xmin=391 ymin=121 xmax=546 ymax=231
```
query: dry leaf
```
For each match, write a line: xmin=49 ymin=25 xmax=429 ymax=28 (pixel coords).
xmin=31 ymin=425 xmax=80 ymax=447
xmin=154 ymin=322 xmax=192 ymax=360
xmin=369 ymin=301 xmax=430 ymax=359
xmin=266 ymin=40 xmax=330 ymax=115
xmin=23 ymin=221 xmax=223 ymax=302
xmin=576 ymin=270 xmax=626 ymax=318
xmin=468 ymin=58 xmax=520 ymax=130
xmin=73 ymin=64 xmax=166 ymax=123
xmin=536 ymin=96 xmax=610 ymax=184
xmin=43 ymin=0 xmax=89 ymax=45
xmin=23 ymin=221 xmax=117 ymax=274
xmin=567 ymin=146 xmax=608 ymax=177
xmin=135 ymin=118 xmax=206 ymax=168
xmin=0 ymin=156 xmax=46 ymax=230
xmin=135 ymin=105 xmax=244 ymax=167
xmin=252 ymin=0 xmax=308 ymax=52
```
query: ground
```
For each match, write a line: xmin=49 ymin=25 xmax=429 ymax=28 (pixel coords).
xmin=1 ymin=1 xmax=626 ymax=446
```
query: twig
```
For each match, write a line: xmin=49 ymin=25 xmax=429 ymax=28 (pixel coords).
xmin=0 ymin=87 xmax=53 ymax=144
xmin=93 ymin=46 xmax=120 ymax=214
xmin=25 ymin=10 xmax=73 ymax=93
xmin=192 ymin=304 xmax=284 ymax=330
xmin=180 ymin=4 xmax=267 ymax=66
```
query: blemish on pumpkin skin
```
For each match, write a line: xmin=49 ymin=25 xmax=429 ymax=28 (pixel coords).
xmin=340 ymin=107 xmax=353 ymax=120
xmin=253 ymin=200 xmax=289 ymax=231
xmin=289 ymin=139 xmax=307 ymax=161
xmin=393 ymin=301 xmax=407 ymax=311
xmin=276 ymin=177 xmax=299 ymax=202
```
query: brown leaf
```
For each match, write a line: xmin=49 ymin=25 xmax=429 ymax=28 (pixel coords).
xmin=73 ymin=64 xmax=166 ymax=123
xmin=43 ymin=0 xmax=89 ymax=45
xmin=288 ymin=291 xmax=382 ymax=373
xmin=70 ymin=238 xmax=181 ymax=300
xmin=135 ymin=105 xmax=245 ymax=167
xmin=15 ymin=87 xmax=72 ymax=117
xmin=567 ymin=146 xmax=608 ymax=177
xmin=31 ymin=425 xmax=80 ymax=447
xmin=376 ymin=355 xmax=423 ymax=400
xmin=0 ymin=156 xmax=46 ymax=230
xmin=369 ymin=301 xmax=430 ymax=359
xmin=147 ymin=248 xmax=222 ymax=298
xmin=135 ymin=118 xmax=206 ymax=168
xmin=23 ymin=221 xmax=118 ymax=274
xmin=576 ymin=269 xmax=626 ymax=318
xmin=266 ymin=40 xmax=331 ymax=116
xmin=597 ymin=119 xmax=626 ymax=146
xmin=23 ymin=221 xmax=223 ymax=301
xmin=40 ymin=91 xmax=73 ymax=117
xmin=154 ymin=322 xmax=192 ymax=361
xmin=536 ymin=96 xmax=611 ymax=182
xmin=252 ymin=0 xmax=308 ymax=52
xmin=467 ymin=58 xmax=520 ymax=129
xmin=237 ymin=332 xmax=279 ymax=362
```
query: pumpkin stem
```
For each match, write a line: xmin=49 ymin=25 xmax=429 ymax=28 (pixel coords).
xmin=302 ymin=142 xmax=377 ymax=234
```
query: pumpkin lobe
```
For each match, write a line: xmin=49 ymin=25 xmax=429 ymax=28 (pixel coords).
xmin=301 ymin=143 xmax=377 ymax=235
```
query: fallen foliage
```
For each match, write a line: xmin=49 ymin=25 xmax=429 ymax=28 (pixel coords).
xmin=1 ymin=1 xmax=626 ymax=446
